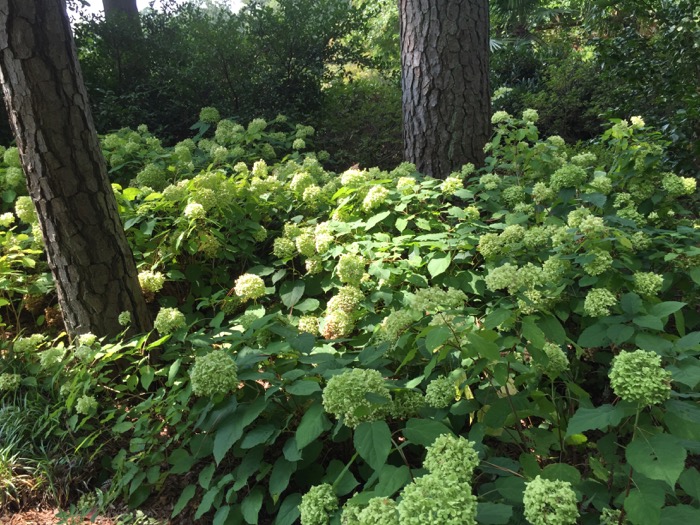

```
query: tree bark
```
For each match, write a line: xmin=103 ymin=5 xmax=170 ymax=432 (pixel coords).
xmin=102 ymin=0 xmax=138 ymax=20
xmin=0 ymin=0 xmax=152 ymax=338
xmin=400 ymin=0 xmax=491 ymax=178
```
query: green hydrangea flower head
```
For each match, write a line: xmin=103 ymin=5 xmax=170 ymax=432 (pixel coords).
xmin=0 ymin=373 xmax=21 ymax=391
xmin=440 ymin=176 xmax=463 ymax=196
xmin=609 ymin=350 xmax=672 ymax=406
xmin=4 ymin=167 xmax=24 ymax=189
xmin=340 ymin=168 xmax=365 ymax=187
xmin=15 ymin=196 xmax=37 ymax=224
xmin=600 ymin=508 xmax=625 ymax=525
xmin=234 ymin=273 xmax=266 ymax=302
xmin=491 ymin=110 xmax=511 ymax=125
xmin=299 ymin=483 xmax=338 ymax=525
xmin=340 ymin=503 xmax=362 ymax=525
xmin=0 ymin=212 xmax=14 ymax=228
xmin=396 ymin=176 xmax=417 ymax=194
xmin=135 ymin=163 xmax=167 ymax=190
xmin=322 ymin=368 xmax=390 ymax=428
xmin=397 ymin=474 xmax=477 ymax=525
xmin=362 ymin=185 xmax=390 ymax=211
xmin=390 ymin=389 xmax=425 ymax=419
xmin=523 ymin=476 xmax=579 ymax=525
xmin=153 ymin=307 xmax=186 ymax=335
xmin=537 ymin=342 xmax=570 ymax=379
xmin=190 ymin=350 xmax=239 ymax=397
xmin=522 ymin=108 xmax=539 ymax=123
xmin=327 ymin=286 xmax=364 ymax=314
xmin=633 ymin=272 xmax=664 ymax=296
xmin=423 ymin=434 xmax=479 ymax=482
xmin=199 ymin=106 xmax=221 ymax=123
xmin=273 ymin=237 xmax=296 ymax=260
xmin=118 ymin=311 xmax=132 ymax=326
xmin=336 ymin=253 xmax=365 ymax=287
xmin=13 ymin=333 xmax=46 ymax=354
xmin=425 ymin=376 xmax=455 ymax=408
xmin=39 ymin=347 xmax=65 ymax=368
xmin=138 ymin=270 xmax=166 ymax=294
xmin=298 ymin=316 xmax=319 ymax=335
xmin=3 ymin=146 xmax=21 ymax=168
xmin=378 ymin=309 xmax=415 ymax=342
xmin=296 ymin=232 xmax=317 ymax=258
xmin=76 ymin=395 xmax=99 ymax=416
xmin=320 ymin=309 xmax=355 ymax=339
xmin=550 ymin=163 xmax=587 ymax=191
xmin=183 ymin=202 xmax=206 ymax=220
xmin=581 ymin=249 xmax=613 ymax=276
xmin=358 ymin=498 xmax=398 ymax=525
xmin=583 ymin=288 xmax=617 ymax=317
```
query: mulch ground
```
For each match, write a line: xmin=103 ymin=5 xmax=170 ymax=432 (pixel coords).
xmin=0 ymin=508 xmax=117 ymax=524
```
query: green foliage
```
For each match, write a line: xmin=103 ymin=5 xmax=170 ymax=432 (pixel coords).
xmin=1 ymin=110 xmax=699 ymax=523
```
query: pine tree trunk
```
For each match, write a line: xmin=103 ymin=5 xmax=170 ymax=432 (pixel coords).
xmin=400 ymin=0 xmax=491 ymax=178
xmin=0 ymin=0 xmax=152 ymax=338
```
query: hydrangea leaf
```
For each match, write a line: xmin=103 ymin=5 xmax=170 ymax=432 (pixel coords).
xmin=626 ymin=433 xmax=687 ymax=488
xmin=212 ymin=506 xmax=230 ymax=525
xmin=280 ymin=280 xmax=305 ymax=309
xmin=649 ymin=301 xmax=686 ymax=318
xmin=679 ymin=468 xmax=700 ymax=502
xmin=296 ymin=401 xmax=331 ymax=449
xmin=272 ymin=493 xmax=301 ymax=525
xmin=241 ymin=486 xmax=264 ymax=525
xmin=171 ymin=484 xmax=196 ymax=518
xmin=624 ymin=488 xmax=664 ymax=525
xmin=354 ymin=420 xmax=392 ymax=471
xmin=476 ymin=503 xmax=513 ymax=524
xmin=365 ymin=210 xmax=391 ymax=230
xmin=374 ymin=464 xmax=411 ymax=498
xmin=402 ymin=418 xmax=453 ymax=446
xmin=660 ymin=505 xmax=700 ymax=525
xmin=565 ymin=404 xmax=632 ymax=437
xmin=427 ymin=252 xmax=451 ymax=278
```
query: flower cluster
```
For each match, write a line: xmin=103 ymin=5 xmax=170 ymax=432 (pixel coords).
xmin=135 ymin=164 xmax=167 ymax=191
xmin=118 ymin=311 xmax=132 ymax=326
xmin=549 ymin=163 xmax=587 ymax=191
xmin=609 ymin=350 xmax=672 ymax=406
xmin=336 ymin=254 xmax=365 ymax=287
xmin=189 ymin=350 xmax=239 ymax=397
xmin=75 ymin=395 xmax=99 ymax=415
xmin=0 ymin=373 xmax=21 ymax=391
xmin=423 ymin=434 xmax=479 ymax=482
xmin=440 ymin=176 xmax=463 ymax=196
xmin=523 ymin=476 xmax=579 ymax=525
xmin=322 ymin=368 xmax=390 ymax=428
xmin=633 ymin=271 xmax=664 ymax=296
xmin=340 ymin=168 xmax=365 ymax=187
xmin=411 ymin=287 xmax=466 ymax=314
xmin=0 ymin=212 xmax=14 ymax=228
xmin=583 ymin=288 xmax=617 ymax=317
xmin=233 ymin=273 xmax=266 ymax=301
xmin=358 ymin=498 xmax=398 ymax=525
xmin=13 ymin=333 xmax=46 ymax=353
xmin=537 ymin=342 xmax=569 ymax=379
xmin=581 ymin=249 xmax=613 ymax=276
xmin=299 ymin=484 xmax=338 ymax=525
xmin=298 ymin=316 xmax=319 ymax=335
xmin=425 ymin=375 xmax=455 ymax=408
xmin=397 ymin=474 xmax=477 ymax=525
xmin=378 ymin=309 xmax=415 ymax=341
xmin=39 ymin=347 xmax=65 ymax=368
xmin=662 ymin=173 xmax=696 ymax=196
xmin=153 ymin=307 xmax=186 ymax=335
xmin=389 ymin=389 xmax=425 ymax=419
xmin=327 ymin=286 xmax=364 ymax=314
xmin=138 ymin=270 xmax=166 ymax=294
xmin=396 ymin=176 xmax=417 ymax=194
xmin=362 ymin=185 xmax=389 ymax=212
xmin=183 ymin=202 xmax=206 ymax=220
xmin=15 ymin=196 xmax=37 ymax=224
xmin=199 ymin=106 xmax=221 ymax=123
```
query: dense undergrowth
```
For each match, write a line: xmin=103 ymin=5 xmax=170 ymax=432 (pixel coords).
xmin=1 ymin=110 xmax=699 ymax=524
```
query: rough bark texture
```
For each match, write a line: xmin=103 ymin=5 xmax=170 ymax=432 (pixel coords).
xmin=400 ymin=0 xmax=491 ymax=178
xmin=0 ymin=0 xmax=152 ymax=338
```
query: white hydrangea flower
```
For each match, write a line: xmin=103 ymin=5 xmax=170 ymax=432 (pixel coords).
xmin=233 ymin=273 xmax=266 ymax=301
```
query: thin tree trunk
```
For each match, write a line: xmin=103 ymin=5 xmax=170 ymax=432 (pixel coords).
xmin=0 ymin=0 xmax=152 ymax=338
xmin=400 ymin=0 xmax=491 ymax=178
